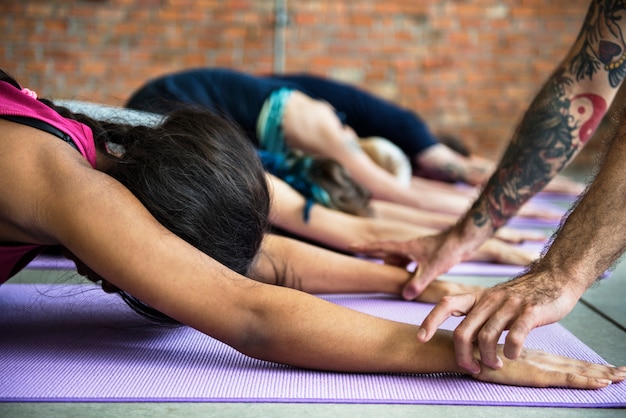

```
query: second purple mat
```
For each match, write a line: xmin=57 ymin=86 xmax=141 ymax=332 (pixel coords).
xmin=0 ymin=284 xmax=624 ymax=406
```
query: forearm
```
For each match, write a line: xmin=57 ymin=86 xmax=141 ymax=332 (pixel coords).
xmin=235 ymin=283 xmax=462 ymax=373
xmin=252 ymin=234 xmax=408 ymax=294
xmin=268 ymin=173 xmax=380 ymax=250
xmin=530 ymin=122 xmax=626 ymax=292
xmin=471 ymin=80 xmax=589 ymax=232
xmin=365 ymin=166 xmax=472 ymax=215
xmin=268 ymin=172 xmax=443 ymax=251
xmin=370 ymin=199 xmax=459 ymax=230
xmin=413 ymin=143 xmax=493 ymax=185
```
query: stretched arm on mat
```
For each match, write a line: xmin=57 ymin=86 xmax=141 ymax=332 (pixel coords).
xmin=250 ymin=234 xmax=481 ymax=304
xmin=369 ymin=199 xmax=546 ymax=244
xmin=267 ymin=174 xmax=539 ymax=266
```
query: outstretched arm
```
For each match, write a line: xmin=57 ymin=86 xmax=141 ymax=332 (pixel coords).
xmin=354 ymin=1 xmax=626 ymax=299
xmin=250 ymin=233 xmax=483 ymax=304
xmin=369 ymin=198 xmax=547 ymax=244
xmin=267 ymin=174 xmax=538 ymax=266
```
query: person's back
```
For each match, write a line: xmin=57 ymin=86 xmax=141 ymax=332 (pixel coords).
xmin=268 ymin=73 xmax=439 ymax=159
xmin=127 ymin=68 xmax=285 ymax=143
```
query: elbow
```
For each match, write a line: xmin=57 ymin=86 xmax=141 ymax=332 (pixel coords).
xmin=225 ymin=304 xmax=286 ymax=365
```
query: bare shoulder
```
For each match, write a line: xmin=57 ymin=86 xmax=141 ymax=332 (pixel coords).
xmin=0 ymin=119 xmax=99 ymax=244
xmin=0 ymin=119 xmax=262 ymax=334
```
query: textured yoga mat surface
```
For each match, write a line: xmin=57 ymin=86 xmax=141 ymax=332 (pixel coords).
xmin=0 ymin=284 xmax=624 ymax=406
xmin=27 ymin=241 xmax=545 ymax=278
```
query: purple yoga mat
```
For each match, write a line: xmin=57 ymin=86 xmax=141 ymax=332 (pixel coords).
xmin=0 ymin=284 xmax=624 ymax=406
xmin=25 ymin=255 xmax=75 ymax=270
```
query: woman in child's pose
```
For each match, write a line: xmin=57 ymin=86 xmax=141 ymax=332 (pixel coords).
xmin=2 ymin=70 xmax=624 ymax=388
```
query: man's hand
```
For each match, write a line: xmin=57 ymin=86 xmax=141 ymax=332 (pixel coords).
xmin=494 ymin=226 xmax=546 ymax=244
xmin=417 ymin=272 xmax=584 ymax=374
xmin=351 ymin=231 xmax=474 ymax=300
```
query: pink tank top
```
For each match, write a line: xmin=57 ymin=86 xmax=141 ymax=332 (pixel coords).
xmin=0 ymin=80 xmax=97 ymax=282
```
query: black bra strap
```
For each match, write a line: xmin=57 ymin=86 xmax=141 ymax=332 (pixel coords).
xmin=1 ymin=115 xmax=79 ymax=152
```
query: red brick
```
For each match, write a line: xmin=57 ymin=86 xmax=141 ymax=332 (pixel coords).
xmin=5 ymin=0 xmax=596 ymax=159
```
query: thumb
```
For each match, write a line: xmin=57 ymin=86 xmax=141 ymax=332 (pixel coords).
xmin=402 ymin=267 xmax=436 ymax=300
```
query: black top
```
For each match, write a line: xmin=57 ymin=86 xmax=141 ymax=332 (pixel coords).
xmin=126 ymin=67 xmax=438 ymax=157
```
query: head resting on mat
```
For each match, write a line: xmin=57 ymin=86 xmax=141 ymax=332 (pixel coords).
xmin=2 ymin=70 xmax=270 ymax=324
xmin=86 ymin=110 xmax=269 ymax=323
xmin=69 ymin=107 xmax=270 ymax=323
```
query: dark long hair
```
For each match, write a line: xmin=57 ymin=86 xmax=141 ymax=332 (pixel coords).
xmin=1 ymin=70 xmax=270 ymax=323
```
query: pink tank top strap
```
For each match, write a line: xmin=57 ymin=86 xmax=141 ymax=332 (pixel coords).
xmin=0 ymin=81 xmax=97 ymax=168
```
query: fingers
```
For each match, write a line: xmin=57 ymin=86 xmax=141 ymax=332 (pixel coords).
xmin=422 ymin=285 xmax=535 ymax=374
xmin=476 ymin=355 xmax=626 ymax=388
xmin=401 ymin=249 xmax=456 ymax=300
xmin=474 ymin=315 xmax=509 ymax=370
xmin=473 ymin=347 xmax=626 ymax=389
xmin=452 ymin=292 xmax=512 ymax=372
xmin=534 ymin=357 xmax=626 ymax=388
xmin=453 ymin=310 xmax=494 ymax=374
xmin=503 ymin=317 xmax=534 ymax=360
xmin=518 ymin=204 xmax=563 ymax=220
xmin=349 ymin=239 xmax=414 ymax=268
xmin=494 ymin=227 xmax=546 ymax=244
xmin=478 ymin=239 xmax=537 ymax=265
xmin=417 ymin=293 xmax=477 ymax=343
xmin=402 ymin=268 xmax=436 ymax=300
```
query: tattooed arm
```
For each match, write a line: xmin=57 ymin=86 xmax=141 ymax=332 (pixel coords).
xmin=401 ymin=0 xmax=626 ymax=374
xmin=353 ymin=0 xmax=626 ymax=299
xmin=441 ymin=0 xmax=626 ymax=262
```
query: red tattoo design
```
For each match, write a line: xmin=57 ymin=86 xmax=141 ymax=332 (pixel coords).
xmin=570 ymin=93 xmax=608 ymax=143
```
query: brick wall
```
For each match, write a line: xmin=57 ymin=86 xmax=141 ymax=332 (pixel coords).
xmin=2 ymin=0 xmax=597 ymax=166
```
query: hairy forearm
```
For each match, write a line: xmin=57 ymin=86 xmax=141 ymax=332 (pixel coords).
xmin=531 ymin=123 xmax=626 ymax=291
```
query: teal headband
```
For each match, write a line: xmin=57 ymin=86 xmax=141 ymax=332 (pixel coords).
xmin=257 ymin=87 xmax=293 ymax=154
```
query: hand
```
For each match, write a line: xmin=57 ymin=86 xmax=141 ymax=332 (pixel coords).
xmin=463 ymin=155 xmax=496 ymax=186
xmin=350 ymin=231 xmax=471 ymax=300
xmin=414 ymin=279 xmax=483 ymax=304
xmin=472 ymin=345 xmax=626 ymax=389
xmin=494 ymin=226 xmax=546 ymax=244
xmin=417 ymin=272 xmax=583 ymax=374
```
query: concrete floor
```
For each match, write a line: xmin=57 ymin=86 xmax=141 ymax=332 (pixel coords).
xmin=1 ymin=170 xmax=625 ymax=417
